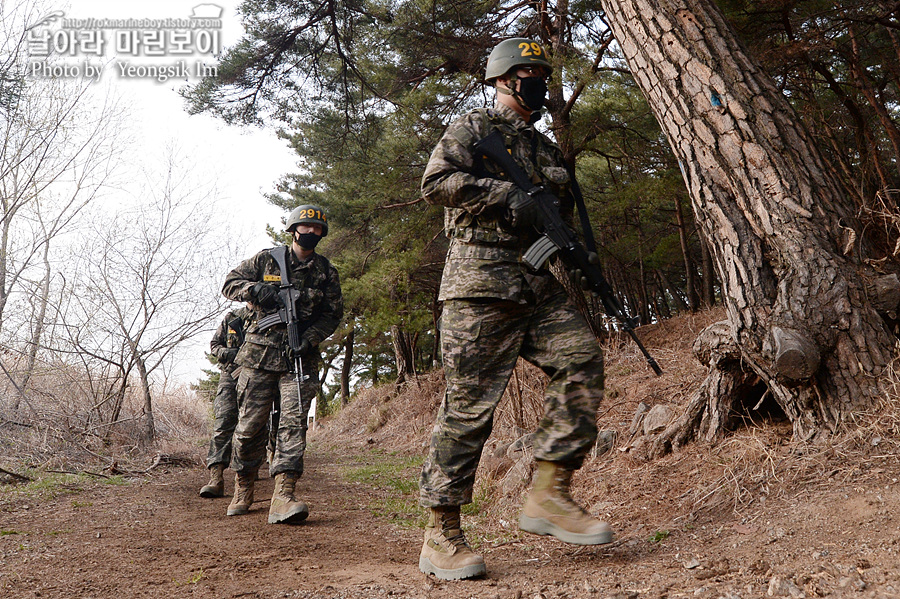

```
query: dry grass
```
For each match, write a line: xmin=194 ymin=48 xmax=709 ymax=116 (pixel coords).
xmin=0 ymin=356 xmax=208 ymax=479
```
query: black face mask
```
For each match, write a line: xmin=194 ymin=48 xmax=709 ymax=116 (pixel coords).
xmin=517 ymin=76 xmax=548 ymax=112
xmin=294 ymin=231 xmax=322 ymax=250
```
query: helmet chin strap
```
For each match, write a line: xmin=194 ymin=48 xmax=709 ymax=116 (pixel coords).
xmin=498 ymin=73 xmax=536 ymax=115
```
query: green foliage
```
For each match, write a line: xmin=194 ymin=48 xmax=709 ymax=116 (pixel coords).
xmin=572 ymin=66 xmax=699 ymax=319
xmin=649 ymin=530 xmax=670 ymax=543
xmin=718 ymin=0 xmax=900 ymax=213
xmin=190 ymin=353 xmax=220 ymax=402
xmin=339 ymin=451 xmax=424 ymax=528
xmin=1 ymin=471 xmax=88 ymax=505
xmin=264 ymin=101 xmax=446 ymax=386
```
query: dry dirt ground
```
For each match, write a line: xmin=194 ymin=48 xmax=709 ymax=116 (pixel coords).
xmin=2 ymin=437 xmax=900 ymax=599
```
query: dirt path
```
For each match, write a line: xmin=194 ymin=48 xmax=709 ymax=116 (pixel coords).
xmin=2 ymin=445 xmax=900 ymax=598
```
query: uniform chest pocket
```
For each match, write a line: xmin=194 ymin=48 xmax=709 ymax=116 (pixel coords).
xmin=541 ymin=166 xmax=570 ymax=186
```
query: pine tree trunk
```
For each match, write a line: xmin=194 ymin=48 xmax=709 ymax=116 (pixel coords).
xmin=700 ymin=235 xmax=716 ymax=308
xmin=674 ymin=193 xmax=700 ymax=310
xmin=390 ymin=325 xmax=416 ymax=385
xmin=599 ymin=0 xmax=898 ymax=448
xmin=340 ymin=327 xmax=354 ymax=407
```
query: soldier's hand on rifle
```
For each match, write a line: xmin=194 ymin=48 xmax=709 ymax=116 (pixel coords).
xmin=573 ymin=252 xmax=600 ymax=291
xmin=505 ymin=188 xmax=541 ymax=230
xmin=220 ymin=347 xmax=239 ymax=364
xmin=288 ymin=338 xmax=311 ymax=360
xmin=250 ymin=282 xmax=279 ymax=310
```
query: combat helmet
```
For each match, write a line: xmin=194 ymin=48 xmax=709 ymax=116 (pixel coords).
xmin=484 ymin=38 xmax=552 ymax=82
xmin=285 ymin=204 xmax=328 ymax=237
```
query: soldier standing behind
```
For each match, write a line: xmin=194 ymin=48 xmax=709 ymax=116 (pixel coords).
xmin=417 ymin=38 xmax=612 ymax=580
xmin=199 ymin=304 xmax=254 ymax=498
xmin=222 ymin=205 xmax=343 ymax=524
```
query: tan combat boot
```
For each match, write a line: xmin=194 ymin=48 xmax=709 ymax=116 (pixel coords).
xmin=418 ymin=506 xmax=486 ymax=580
xmin=199 ymin=464 xmax=225 ymax=498
xmin=226 ymin=470 xmax=256 ymax=516
xmin=267 ymin=471 xmax=309 ymax=524
xmin=519 ymin=460 xmax=614 ymax=545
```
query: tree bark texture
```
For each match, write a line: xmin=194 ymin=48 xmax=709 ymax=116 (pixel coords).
xmin=340 ymin=327 xmax=354 ymax=407
xmin=135 ymin=354 xmax=155 ymax=445
xmin=600 ymin=0 xmax=896 ymax=442
xmin=390 ymin=325 xmax=416 ymax=386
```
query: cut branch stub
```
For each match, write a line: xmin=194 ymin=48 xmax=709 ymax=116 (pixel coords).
xmin=693 ymin=320 xmax=740 ymax=367
xmin=865 ymin=273 xmax=900 ymax=315
xmin=771 ymin=326 xmax=820 ymax=383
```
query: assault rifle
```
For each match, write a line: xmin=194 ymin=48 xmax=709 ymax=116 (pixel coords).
xmin=257 ymin=246 xmax=312 ymax=434
xmin=474 ymin=130 xmax=662 ymax=376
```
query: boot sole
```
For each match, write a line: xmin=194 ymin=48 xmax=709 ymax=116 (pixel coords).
xmin=418 ymin=556 xmax=486 ymax=580
xmin=199 ymin=486 xmax=224 ymax=498
xmin=267 ymin=507 xmax=309 ymax=524
xmin=519 ymin=514 xmax=614 ymax=545
xmin=226 ymin=507 xmax=250 ymax=516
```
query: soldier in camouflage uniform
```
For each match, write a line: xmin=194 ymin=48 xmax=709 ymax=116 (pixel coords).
xmin=418 ymin=38 xmax=613 ymax=580
xmin=222 ymin=204 xmax=343 ymax=524
xmin=199 ymin=305 xmax=254 ymax=498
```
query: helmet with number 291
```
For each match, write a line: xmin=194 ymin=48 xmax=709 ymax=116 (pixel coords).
xmin=484 ymin=38 xmax=553 ymax=82
xmin=285 ymin=205 xmax=328 ymax=237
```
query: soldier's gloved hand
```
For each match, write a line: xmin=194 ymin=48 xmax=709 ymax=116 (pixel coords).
xmin=288 ymin=338 xmax=311 ymax=360
xmin=219 ymin=347 xmax=239 ymax=364
xmin=573 ymin=253 xmax=599 ymax=291
xmin=250 ymin=282 xmax=279 ymax=310
xmin=573 ymin=269 xmax=591 ymax=290
xmin=505 ymin=189 xmax=541 ymax=230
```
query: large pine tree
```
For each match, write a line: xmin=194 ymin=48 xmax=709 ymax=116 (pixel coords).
xmin=598 ymin=0 xmax=899 ymax=448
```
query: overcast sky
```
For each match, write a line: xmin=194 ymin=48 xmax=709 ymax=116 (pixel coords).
xmin=28 ymin=0 xmax=301 ymax=384
xmin=58 ymin=0 xmax=298 ymax=248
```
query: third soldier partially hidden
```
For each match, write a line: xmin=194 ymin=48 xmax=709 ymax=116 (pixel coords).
xmin=418 ymin=38 xmax=612 ymax=580
xmin=222 ymin=205 xmax=343 ymax=524
xmin=199 ymin=304 xmax=253 ymax=498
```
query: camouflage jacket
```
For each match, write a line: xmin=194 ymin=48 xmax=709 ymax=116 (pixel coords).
xmin=421 ymin=103 xmax=576 ymax=303
xmin=209 ymin=306 xmax=253 ymax=374
xmin=222 ymin=247 xmax=344 ymax=372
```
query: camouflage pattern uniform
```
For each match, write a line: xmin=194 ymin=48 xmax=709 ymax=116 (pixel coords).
xmin=222 ymin=247 xmax=343 ymax=477
xmin=419 ymin=102 xmax=604 ymax=508
xmin=205 ymin=306 xmax=254 ymax=468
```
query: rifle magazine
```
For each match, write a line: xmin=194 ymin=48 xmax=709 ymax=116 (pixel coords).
xmin=523 ymin=235 xmax=559 ymax=270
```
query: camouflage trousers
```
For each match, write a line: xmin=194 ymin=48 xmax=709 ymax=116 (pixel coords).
xmin=205 ymin=367 xmax=240 ymax=468
xmin=232 ymin=359 xmax=318 ymax=477
xmin=419 ymin=290 xmax=604 ymax=508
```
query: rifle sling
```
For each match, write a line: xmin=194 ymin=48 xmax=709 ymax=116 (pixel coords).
xmin=268 ymin=246 xmax=293 ymax=288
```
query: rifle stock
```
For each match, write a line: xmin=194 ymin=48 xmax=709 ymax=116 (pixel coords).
xmin=474 ymin=130 xmax=662 ymax=376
